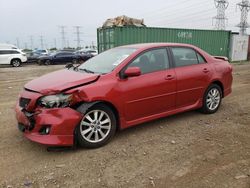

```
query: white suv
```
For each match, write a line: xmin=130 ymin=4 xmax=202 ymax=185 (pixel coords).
xmin=0 ymin=49 xmax=27 ymax=67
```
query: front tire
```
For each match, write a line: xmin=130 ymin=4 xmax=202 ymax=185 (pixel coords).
xmin=44 ymin=60 xmax=51 ymax=65
xmin=11 ymin=59 xmax=21 ymax=67
xmin=72 ymin=59 xmax=78 ymax=64
xmin=76 ymin=104 xmax=117 ymax=148
xmin=200 ymin=84 xmax=222 ymax=114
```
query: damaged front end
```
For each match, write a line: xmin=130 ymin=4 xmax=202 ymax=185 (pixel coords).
xmin=15 ymin=87 xmax=94 ymax=146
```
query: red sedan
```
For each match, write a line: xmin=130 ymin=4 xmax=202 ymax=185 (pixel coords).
xmin=15 ymin=43 xmax=233 ymax=148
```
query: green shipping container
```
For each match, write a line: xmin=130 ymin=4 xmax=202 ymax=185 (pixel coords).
xmin=97 ymin=26 xmax=231 ymax=57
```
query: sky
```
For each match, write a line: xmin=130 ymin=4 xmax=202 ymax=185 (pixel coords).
xmin=0 ymin=0 xmax=245 ymax=49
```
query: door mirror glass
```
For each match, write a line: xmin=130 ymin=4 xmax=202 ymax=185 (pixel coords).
xmin=124 ymin=67 xmax=141 ymax=78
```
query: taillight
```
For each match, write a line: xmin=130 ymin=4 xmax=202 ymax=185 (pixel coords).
xmin=228 ymin=64 xmax=233 ymax=72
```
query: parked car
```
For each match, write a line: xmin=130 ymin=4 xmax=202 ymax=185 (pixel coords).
xmin=0 ymin=43 xmax=18 ymax=49
xmin=0 ymin=49 xmax=27 ymax=67
xmin=74 ymin=51 xmax=94 ymax=61
xmin=86 ymin=49 xmax=98 ymax=56
xmin=76 ymin=49 xmax=98 ymax=56
xmin=33 ymin=49 xmax=49 ymax=55
xmin=15 ymin=43 xmax=233 ymax=148
xmin=26 ymin=52 xmax=42 ymax=63
xmin=38 ymin=51 xmax=83 ymax=65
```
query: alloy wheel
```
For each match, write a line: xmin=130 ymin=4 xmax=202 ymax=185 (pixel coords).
xmin=12 ymin=60 xmax=20 ymax=67
xmin=206 ymin=88 xmax=221 ymax=111
xmin=80 ymin=110 xmax=111 ymax=143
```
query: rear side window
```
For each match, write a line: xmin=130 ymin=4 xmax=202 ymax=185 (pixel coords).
xmin=171 ymin=47 xmax=200 ymax=67
xmin=197 ymin=53 xmax=206 ymax=63
xmin=56 ymin=53 xmax=64 ymax=56
xmin=11 ymin=51 xmax=20 ymax=54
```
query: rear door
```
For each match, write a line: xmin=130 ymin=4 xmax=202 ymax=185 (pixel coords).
xmin=64 ymin=52 xmax=74 ymax=62
xmin=0 ymin=50 xmax=5 ymax=64
xmin=170 ymin=47 xmax=212 ymax=108
xmin=119 ymin=48 xmax=176 ymax=122
xmin=55 ymin=53 xmax=66 ymax=63
xmin=0 ymin=50 xmax=11 ymax=65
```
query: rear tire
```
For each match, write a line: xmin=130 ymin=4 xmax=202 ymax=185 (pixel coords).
xmin=76 ymin=104 xmax=117 ymax=148
xmin=11 ymin=59 xmax=21 ymax=67
xmin=200 ymin=84 xmax=222 ymax=114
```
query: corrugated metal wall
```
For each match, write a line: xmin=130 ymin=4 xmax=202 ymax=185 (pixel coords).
xmin=229 ymin=34 xmax=249 ymax=61
xmin=97 ymin=27 xmax=231 ymax=57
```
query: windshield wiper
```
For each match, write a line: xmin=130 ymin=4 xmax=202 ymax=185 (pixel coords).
xmin=79 ymin=68 xmax=95 ymax=74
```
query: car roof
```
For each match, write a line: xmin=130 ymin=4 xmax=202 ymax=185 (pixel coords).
xmin=118 ymin=43 xmax=197 ymax=49
xmin=0 ymin=49 xmax=20 ymax=51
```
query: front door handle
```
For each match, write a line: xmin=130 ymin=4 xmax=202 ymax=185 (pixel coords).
xmin=165 ymin=75 xmax=175 ymax=80
xmin=203 ymin=68 xmax=210 ymax=73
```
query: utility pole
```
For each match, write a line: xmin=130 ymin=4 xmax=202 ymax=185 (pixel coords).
xmin=29 ymin=36 xmax=34 ymax=50
xmin=40 ymin=35 xmax=44 ymax=49
xmin=54 ymin=38 xmax=57 ymax=49
xmin=236 ymin=0 xmax=250 ymax=35
xmin=67 ymin=40 xmax=70 ymax=48
xmin=73 ymin=26 xmax=83 ymax=49
xmin=59 ymin=26 xmax=66 ymax=49
xmin=16 ymin=38 xmax=20 ymax=48
xmin=213 ymin=0 xmax=229 ymax=30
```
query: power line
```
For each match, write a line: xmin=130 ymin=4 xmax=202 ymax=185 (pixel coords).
xmin=138 ymin=0 xmax=208 ymax=19
xmin=213 ymin=0 xmax=229 ymax=30
xmin=149 ymin=8 xmax=216 ymax=25
xmin=144 ymin=1 xmax=213 ymax=23
xmin=40 ymin=35 xmax=44 ymax=49
xmin=236 ymin=0 xmax=250 ymax=35
xmin=16 ymin=38 xmax=20 ymax=48
xmin=73 ymin=26 xmax=83 ymax=48
xmin=29 ymin=35 xmax=34 ymax=50
xmin=54 ymin=38 xmax=57 ymax=48
xmin=59 ymin=26 xmax=66 ymax=49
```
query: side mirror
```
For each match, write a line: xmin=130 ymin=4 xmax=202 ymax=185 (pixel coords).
xmin=124 ymin=67 xmax=141 ymax=78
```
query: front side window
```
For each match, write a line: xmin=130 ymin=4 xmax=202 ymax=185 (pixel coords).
xmin=128 ymin=48 xmax=169 ymax=74
xmin=171 ymin=47 xmax=199 ymax=67
xmin=78 ymin=48 xmax=137 ymax=74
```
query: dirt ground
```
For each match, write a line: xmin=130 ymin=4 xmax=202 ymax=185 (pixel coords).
xmin=0 ymin=62 xmax=249 ymax=188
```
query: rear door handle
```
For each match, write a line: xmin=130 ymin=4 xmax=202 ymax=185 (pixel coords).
xmin=165 ymin=75 xmax=175 ymax=80
xmin=203 ymin=68 xmax=210 ymax=73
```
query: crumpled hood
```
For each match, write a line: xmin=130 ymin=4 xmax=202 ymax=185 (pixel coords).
xmin=25 ymin=69 xmax=99 ymax=94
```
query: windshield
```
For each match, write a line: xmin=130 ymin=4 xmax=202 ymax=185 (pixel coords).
xmin=78 ymin=48 xmax=137 ymax=74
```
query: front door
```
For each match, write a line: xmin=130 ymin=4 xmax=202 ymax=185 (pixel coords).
xmin=119 ymin=48 xmax=176 ymax=122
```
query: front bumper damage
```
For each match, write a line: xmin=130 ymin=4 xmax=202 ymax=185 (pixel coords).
xmin=15 ymin=91 xmax=83 ymax=146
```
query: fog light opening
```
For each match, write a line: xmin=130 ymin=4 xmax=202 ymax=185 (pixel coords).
xmin=45 ymin=127 xmax=50 ymax=134
xmin=39 ymin=125 xmax=51 ymax=135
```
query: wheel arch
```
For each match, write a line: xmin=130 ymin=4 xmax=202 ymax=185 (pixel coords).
xmin=75 ymin=100 xmax=121 ymax=131
xmin=210 ymin=80 xmax=224 ymax=97
xmin=11 ymin=58 xmax=21 ymax=63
